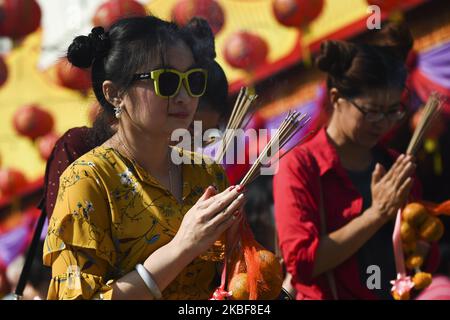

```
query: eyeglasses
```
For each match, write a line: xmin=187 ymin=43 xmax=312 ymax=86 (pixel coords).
xmin=343 ymin=96 xmax=406 ymax=123
xmin=133 ymin=68 xmax=208 ymax=98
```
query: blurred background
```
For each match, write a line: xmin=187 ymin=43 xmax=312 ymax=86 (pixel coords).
xmin=0 ymin=0 xmax=449 ymax=299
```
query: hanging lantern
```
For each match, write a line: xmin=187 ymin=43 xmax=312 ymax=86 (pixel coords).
xmin=272 ymin=0 xmax=324 ymax=28
xmin=37 ymin=132 xmax=60 ymax=161
xmin=56 ymin=58 xmax=91 ymax=93
xmin=223 ymin=31 xmax=268 ymax=71
xmin=92 ymin=0 xmax=147 ymax=30
xmin=13 ymin=104 xmax=54 ymax=141
xmin=0 ymin=0 xmax=41 ymax=40
xmin=172 ymin=0 xmax=225 ymax=35
xmin=272 ymin=0 xmax=324 ymax=66
xmin=0 ymin=168 xmax=28 ymax=197
xmin=0 ymin=55 xmax=7 ymax=88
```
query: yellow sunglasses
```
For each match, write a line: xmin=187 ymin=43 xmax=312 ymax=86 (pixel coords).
xmin=133 ymin=68 xmax=208 ymax=98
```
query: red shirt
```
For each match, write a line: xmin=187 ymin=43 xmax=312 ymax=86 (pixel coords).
xmin=273 ymin=127 xmax=439 ymax=300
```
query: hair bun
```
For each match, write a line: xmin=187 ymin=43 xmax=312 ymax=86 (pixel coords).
xmin=369 ymin=22 xmax=413 ymax=61
xmin=182 ymin=17 xmax=216 ymax=62
xmin=316 ymin=40 xmax=356 ymax=77
xmin=67 ymin=27 xmax=110 ymax=68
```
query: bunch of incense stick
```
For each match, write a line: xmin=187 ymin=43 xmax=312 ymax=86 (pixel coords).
xmin=406 ymin=92 xmax=443 ymax=156
xmin=239 ymin=110 xmax=311 ymax=187
xmin=214 ymin=87 xmax=258 ymax=162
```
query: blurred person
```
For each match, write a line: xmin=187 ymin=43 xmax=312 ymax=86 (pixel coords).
xmin=43 ymin=16 xmax=245 ymax=300
xmin=3 ymin=242 xmax=51 ymax=300
xmin=190 ymin=60 xmax=230 ymax=141
xmin=273 ymin=22 xmax=440 ymax=300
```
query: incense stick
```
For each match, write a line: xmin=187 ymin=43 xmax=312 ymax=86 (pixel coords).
xmin=406 ymin=93 xmax=443 ymax=156
xmin=215 ymin=87 xmax=258 ymax=162
xmin=239 ymin=111 xmax=311 ymax=186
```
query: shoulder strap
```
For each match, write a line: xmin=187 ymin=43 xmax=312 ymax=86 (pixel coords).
xmin=318 ymin=177 xmax=339 ymax=300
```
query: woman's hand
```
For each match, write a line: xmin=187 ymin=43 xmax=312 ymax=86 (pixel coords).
xmin=171 ymin=185 xmax=245 ymax=260
xmin=370 ymin=154 xmax=416 ymax=222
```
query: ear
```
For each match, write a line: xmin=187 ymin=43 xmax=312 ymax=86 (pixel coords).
xmin=102 ymin=80 xmax=123 ymax=107
xmin=329 ymin=88 xmax=340 ymax=111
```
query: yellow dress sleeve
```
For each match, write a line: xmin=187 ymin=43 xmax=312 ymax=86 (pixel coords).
xmin=43 ymin=162 xmax=116 ymax=300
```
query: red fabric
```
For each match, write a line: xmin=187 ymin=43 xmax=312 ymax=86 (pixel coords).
xmin=273 ymin=127 xmax=439 ymax=300
xmin=410 ymin=69 xmax=450 ymax=117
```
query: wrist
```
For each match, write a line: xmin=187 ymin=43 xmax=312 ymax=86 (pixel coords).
xmin=166 ymin=236 xmax=194 ymax=265
xmin=365 ymin=205 xmax=389 ymax=225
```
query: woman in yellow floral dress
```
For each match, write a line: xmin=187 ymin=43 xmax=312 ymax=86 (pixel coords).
xmin=43 ymin=16 xmax=245 ymax=300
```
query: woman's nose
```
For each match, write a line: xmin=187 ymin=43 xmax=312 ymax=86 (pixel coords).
xmin=174 ymin=81 xmax=192 ymax=105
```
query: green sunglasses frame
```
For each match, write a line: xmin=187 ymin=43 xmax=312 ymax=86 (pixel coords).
xmin=133 ymin=68 xmax=208 ymax=98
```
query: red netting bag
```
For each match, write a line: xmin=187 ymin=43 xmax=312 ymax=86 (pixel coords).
xmin=210 ymin=218 xmax=283 ymax=300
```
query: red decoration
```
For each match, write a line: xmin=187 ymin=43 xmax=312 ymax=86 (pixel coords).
xmin=0 ymin=0 xmax=41 ymax=40
xmin=172 ymin=0 xmax=225 ymax=35
xmin=92 ymin=0 xmax=147 ymax=30
xmin=272 ymin=0 xmax=324 ymax=28
xmin=0 ymin=55 xmax=7 ymax=88
xmin=13 ymin=104 xmax=54 ymax=140
xmin=56 ymin=58 xmax=91 ymax=93
xmin=367 ymin=0 xmax=403 ymax=12
xmin=223 ymin=31 xmax=268 ymax=71
xmin=0 ymin=168 xmax=28 ymax=197
xmin=410 ymin=108 xmax=446 ymax=140
xmin=37 ymin=132 xmax=60 ymax=161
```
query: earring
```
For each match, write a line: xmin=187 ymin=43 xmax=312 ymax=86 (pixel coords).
xmin=114 ymin=106 xmax=122 ymax=119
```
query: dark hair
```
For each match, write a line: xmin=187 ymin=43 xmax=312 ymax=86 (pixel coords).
xmin=67 ymin=16 xmax=215 ymax=145
xmin=316 ymin=22 xmax=413 ymax=98
xmin=198 ymin=60 xmax=229 ymax=118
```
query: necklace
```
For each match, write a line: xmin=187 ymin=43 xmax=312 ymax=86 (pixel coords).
xmin=115 ymin=133 xmax=175 ymax=196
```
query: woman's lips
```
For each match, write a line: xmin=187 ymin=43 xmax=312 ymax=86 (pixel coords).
xmin=168 ymin=112 xmax=190 ymax=119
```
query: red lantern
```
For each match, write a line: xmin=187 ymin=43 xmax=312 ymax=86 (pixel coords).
xmin=0 ymin=55 xmax=7 ymax=88
xmin=37 ymin=132 xmax=60 ymax=161
xmin=92 ymin=0 xmax=147 ymax=30
xmin=56 ymin=58 xmax=91 ymax=93
xmin=13 ymin=104 xmax=54 ymax=140
xmin=272 ymin=0 xmax=324 ymax=28
xmin=366 ymin=0 xmax=404 ymax=12
xmin=0 ymin=0 xmax=41 ymax=40
xmin=223 ymin=31 xmax=268 ymax=71
xmin=0 ymin=168 xmax=28 ymax=197
xmin=172 ymin=0 xmax=225 ymax=35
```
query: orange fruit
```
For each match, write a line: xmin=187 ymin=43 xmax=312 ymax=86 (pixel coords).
xmin=419 ymin=216 xmax=444 ymax=242
xmin=401 ymin=222 xmax=417 ymax=243
xmin=412 ymin=272 xmax=432 ymax=290
xmin=257 ymin=250 xmax=283 ymax=300
xmin=405 ymin=254 xmax=424 ymax=270
xmin=229 ymin=273 xmax=249 ymax=300
xmin=403 ymin=203 xmax=429 ymax=228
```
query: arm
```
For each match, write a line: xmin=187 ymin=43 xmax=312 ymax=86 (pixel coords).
xmin=312 ymin=155 xmax=416 ymax=278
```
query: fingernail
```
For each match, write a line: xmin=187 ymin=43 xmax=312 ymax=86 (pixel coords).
xmin=212 ymin=184 xmax=218 ymax=191
xmin=236 ymin=185 xmax=245 ymax=193
xmin=237 ymin=194 xmax=244 ymax=200
xmin=233 ymin=210 xmax=241 ymax=217
xmin=228 ymin=186 xmax=236 ymax=191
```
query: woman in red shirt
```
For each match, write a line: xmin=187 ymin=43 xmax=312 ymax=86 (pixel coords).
xmin=273 ymin=23 xmax=439 ymax=300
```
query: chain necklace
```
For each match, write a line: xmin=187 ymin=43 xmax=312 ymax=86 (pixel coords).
xmin=116 ymin=132 xmax=174 ymax=196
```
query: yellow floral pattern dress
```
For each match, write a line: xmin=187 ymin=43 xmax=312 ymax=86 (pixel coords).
xmin=43 ymin=146 xmax=228 ymax=300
